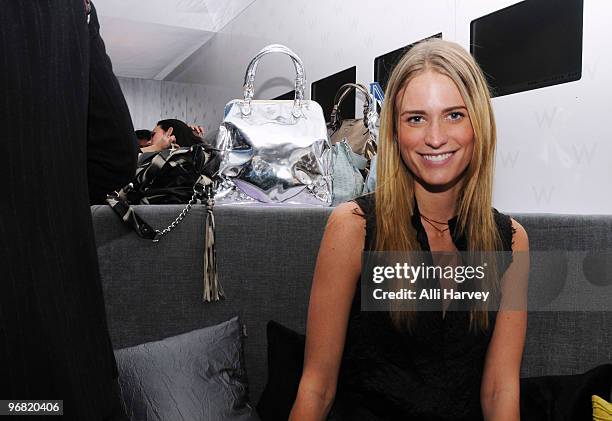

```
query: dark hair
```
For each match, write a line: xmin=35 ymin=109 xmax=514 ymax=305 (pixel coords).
xmin=157 ymin=119 xmax=202 ymax=147
xmin=134 ymin=129 xmax=151 ymax=141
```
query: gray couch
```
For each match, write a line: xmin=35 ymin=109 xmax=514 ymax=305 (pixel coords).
xmin=92 ymin=204 xmax=612 ymax=405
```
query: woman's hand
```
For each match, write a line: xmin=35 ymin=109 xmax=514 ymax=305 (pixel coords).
xmin=481 ymin=219 xmax=529 ymax=421
xmin=289 ymin=202 xmax=366 ymax=421
xmin=189 ymin=124 xmax=205 ymax=137
xmin=140 ymin=127 xmax=176 ymax=152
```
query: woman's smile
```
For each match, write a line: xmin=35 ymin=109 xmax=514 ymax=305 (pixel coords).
xmin=420 ymin=150 xmax=456 ymax=165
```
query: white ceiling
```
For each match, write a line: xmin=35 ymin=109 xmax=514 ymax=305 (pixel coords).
xmin=95 ymin=0 xmax=255 ymax=80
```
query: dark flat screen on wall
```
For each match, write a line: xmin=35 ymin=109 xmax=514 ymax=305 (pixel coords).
xmin=311 ymin=66 xmax=356 ymax=122
xmin=273 ymin=90 xmax=295 ymax=100
xmin=374 ymin=33 xmax=442 ymax=91
xmin=471 ymin=0 xmax=583 ymax=97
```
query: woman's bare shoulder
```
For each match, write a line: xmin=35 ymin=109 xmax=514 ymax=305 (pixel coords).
xmin=326 ymin=202 xmax=367 ymax=239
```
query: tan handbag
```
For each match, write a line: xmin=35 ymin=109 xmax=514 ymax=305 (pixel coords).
xmin=327 ymin=83 xmax=378 ymax=168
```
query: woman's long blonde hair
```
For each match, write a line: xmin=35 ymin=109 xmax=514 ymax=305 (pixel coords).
xmin=374 ymin=38 xmax=502 ymax=331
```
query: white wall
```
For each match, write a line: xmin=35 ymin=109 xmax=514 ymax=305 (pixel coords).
xmin=162 ymin=0 xmax=610 ymax=214
xmin=117 ymin=77 xmax=213 ymax=131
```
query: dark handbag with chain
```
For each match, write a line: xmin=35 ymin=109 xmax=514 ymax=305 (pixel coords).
xmin=128 ymin=146 xmax=217 ymax=205
xmin=106 ymin=144 xmax=224 ymax=302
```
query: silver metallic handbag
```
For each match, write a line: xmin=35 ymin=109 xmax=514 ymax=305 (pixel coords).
xmin=327 ymin=83 xmax=379 ymax=174
xmin=214 ymin=44 xmax=332 ymax=206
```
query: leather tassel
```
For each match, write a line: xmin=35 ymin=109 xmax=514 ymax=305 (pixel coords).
xmin=203 ymin=197 xmax=224 ymax=302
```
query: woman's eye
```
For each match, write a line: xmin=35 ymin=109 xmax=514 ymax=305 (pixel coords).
xmin=407 ymin=115 xmax=424 ymax=124
xmin=448 ymin=111 xmax=464 ymax=121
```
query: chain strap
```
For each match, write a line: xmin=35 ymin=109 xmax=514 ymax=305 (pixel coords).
xmin=152 ymin=181 xmax=210 ymax=243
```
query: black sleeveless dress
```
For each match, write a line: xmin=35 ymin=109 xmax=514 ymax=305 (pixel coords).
xmin=328 ymin=194 xmax=515 ymax=421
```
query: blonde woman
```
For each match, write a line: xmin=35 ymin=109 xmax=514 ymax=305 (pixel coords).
xmin=290 ymin=39 xmax=529 ymax=421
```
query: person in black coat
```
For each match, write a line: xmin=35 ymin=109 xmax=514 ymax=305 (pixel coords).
xmin=87 ymin=1 xmax=139 ymax=203
xmin=0 ymin=0 xmax=136 ymax=419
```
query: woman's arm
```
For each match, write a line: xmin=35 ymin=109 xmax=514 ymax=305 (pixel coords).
xmin=481 ymin=219 xmax=529 ymax=421
xmin=289 ymin=202 xmax=366 ymax=421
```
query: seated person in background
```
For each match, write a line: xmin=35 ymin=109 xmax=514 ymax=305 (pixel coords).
xmin=139 ymin=119 xmax=204 ymax=153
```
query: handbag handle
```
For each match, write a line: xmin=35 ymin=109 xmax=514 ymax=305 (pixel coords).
xmin=241 ymin=44 xmax=306 ymax=118
xmin=329 ymin=83 xmax=374 ymax=128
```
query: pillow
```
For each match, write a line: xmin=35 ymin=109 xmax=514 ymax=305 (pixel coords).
xmin=115 ymin=317 xmax=259 ymax=421
xmin=520 ymin=364 xmax=612 ymax=421
xmin=255 ymin=322 xmax=378 ymax=421
xmin=256 ymin=321 xmax=305 ymax=421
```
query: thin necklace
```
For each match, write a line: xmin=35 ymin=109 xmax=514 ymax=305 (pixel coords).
xmin=420 ymin=213 xmax=449 ymax=234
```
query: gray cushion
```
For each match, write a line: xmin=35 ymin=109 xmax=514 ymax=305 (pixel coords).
xmin=114 ymin=316 xmax=259 ymax=421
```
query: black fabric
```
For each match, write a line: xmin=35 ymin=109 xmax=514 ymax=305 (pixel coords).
xmin=520 ymin=364 xmax=612 ymax=421
xmin=87 ymin=3 xmax=138 ymax=204
xmin=332 ymin=193 xmax=515 ymax=421
xmin=257 ymin=321 xmax=306 ymax=421
xmin=256 ymin=321 xmax=612 ymax=421
xmin=0 ymin=1 xmax=130 ymax=419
